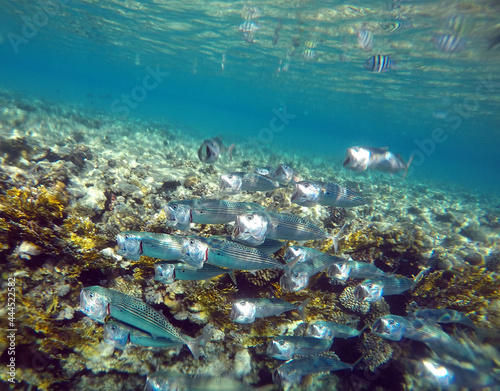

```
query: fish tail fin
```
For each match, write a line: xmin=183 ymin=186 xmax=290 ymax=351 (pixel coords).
xmin=228 ymin=143 xmax=235 ymax=160
xmin=187 ymin=325 xmax=214 ymax=359
xmin=329 ymin=222 xmax=347 ymax=254
xmin=403 ymin=154 xmax=414 ymax=179
xmin=411 ymin=267 xmax=430 ymax=289
xmin=298 ymin=298 xmax=311 ymax=321
xmin=227 ymin=270 xmax=237 ymax=285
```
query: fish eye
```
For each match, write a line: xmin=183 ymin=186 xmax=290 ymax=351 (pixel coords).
xmin=89 ymin=293 xmax=94 ymax=298
xmin=172 ymin=204 xmax=178 ymax=210
xmin=247 ymin=215 xmax=253 ymax=220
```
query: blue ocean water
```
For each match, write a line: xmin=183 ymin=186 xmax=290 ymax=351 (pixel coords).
xmin=1 ymin=0 xmax=499 ymax=194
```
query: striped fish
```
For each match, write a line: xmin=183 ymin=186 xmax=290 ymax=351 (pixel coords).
xmin=364 ymin=54 xmax=395 ymax=72
xmin=116 ymin=231 xmax=183 ymax=261
xmin=79 ymin=286 xmax=210 ymax=358
xmin=291 ymin=180 xmax=367 ymax=208
xmin=154 ymin=261 xmax=236 ymax=284
xmin=357 ymin=29 xmax=373 ymax=51
xmin=238 ymin=21 xmax=259 ymax=33
xmin=182 ymin=237 xmax=284 ymax=271
xmin=233 ymin=211 xmax=346 ymax=253
xmin=434 ymin=34 xmax=466 ymax=53
xmin=164 ymin=198 xmax=264 ymax=230
xmin=302 ymin=49 xmax=319 ymax=61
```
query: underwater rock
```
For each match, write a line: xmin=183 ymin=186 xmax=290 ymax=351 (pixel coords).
xmin=16 ymin=241 xmax=41 ymax=260
xmin=339 ymin=286 xmax=370 ymax=314
xmin=80 ymin=186 xmax=107 ymax=211
xmin=359 ymin=333 xmax=394 ymax=371
xmin=434 ymin=210 xmax=457 ymax=224
xmin=464 ymin=251 xmax=484 ymax=266
xmin=460 ymin=222 xmax=489 ymax=243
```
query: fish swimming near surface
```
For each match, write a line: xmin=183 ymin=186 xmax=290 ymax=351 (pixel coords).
xmin=103 ymin=320 xmax=184 ymax=350
xmin=79 ymin=286 xmax=210 ymax=359
xmin=145 ymin=370 xmax=255 ymax=391
xmin=434 ymin=34 xmax=466 ymax=53
xmin=380 ymin=20 xmax=413 ymax=34
xmin=232 ymin=211 xmax=346 ymax=253
xmin=291 ymin=180 xmax=367 ymax=208
xmin=164 ymin=198 xmax=264 ymax=231
xmin=357 ymin=29 xmax=373 ymax=51
xmin=116 ymin=231 xmax=183 ymax=261
xmin=267 ymin=336 xmax=333 ymax=360
xmin=197 ymin=136 xmax=235 ymax=164
xmin=230 ymin=297 xmax=310 ymax=324
xmin=238 ymin=21 xmax=259 ymax=33
xmin=363 ymin=54 xmax=395 ymax=72
xmin=343 ymin=146 xmax=413 ymax=178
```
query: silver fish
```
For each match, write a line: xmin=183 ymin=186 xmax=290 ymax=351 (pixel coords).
xmin=411 ymin=308 xmax=476 ymax=328
xmin=230 ymin=298 xmax=309 ymax=324
xmin=267 ymin=336 xmax=332 ymax=360
xmin=273 ymin=352 xmax=358 ymax=385
xmin=283 ymin=245 xmax=325 ymax=264
xmin=254 ymin=166 xmax=272 ymax=176
xmin=406 ymin=358 xmax=498 ymax=389
xmin=372 ymin=314 xmax=476 ymax=362
xmin=181 ymin=237 xmax=284 ymax=271
xmin=280 ymin=251 xmax=343 ymax=292
xmin=79 ymin=286 xmax=209 ymax=358
xmin=291 ymin=180 xmax=367 ymax=208
xmin=232 ymin=211 xmax=346 ymax=253
xmin=154 ymin=261 xmax=236 ymax=284
xmin=363 ymin=54 xmax=395 ymax=73
xmin=327 ymin=260 xmax=386 ymax=282
xmin=164 ymin=198 xmax=264 ymax=230
xmin=116 ymin=231 xmax=183 ymax=261
xmin=198 ymin=136 xmax=234 ymax=164
xmin=103 ymin=320 xmax=183 ymax=350
xmin=146 ymin=370 xmax=254 ymax=391
xmin=343 ymin=146 xmax=413 ymax=178
xmin=306 ymin=320 xmax=364 ymax=339
xmin=219 ymin=172 xmax=281 ymax=194
xmin=353 ymin=270 xmax=425 ymax=302
xmin=210 ymin=235 xmax=285 ymax=255
xmin=272 ymin=164 xmax=295 ymax=185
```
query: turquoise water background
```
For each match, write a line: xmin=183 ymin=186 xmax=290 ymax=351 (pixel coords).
xmin=1 ymin=0 xmax=499 ymax=193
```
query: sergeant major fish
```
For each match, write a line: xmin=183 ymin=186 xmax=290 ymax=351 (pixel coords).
xmin=343 ymin=146 xmax=413 ymax=178
xmin=198 ymin=136 xmax=235 ymax=164
xmin=231 ymin=298 xmax=310 ymax=324
xmin=79 ymin=286 xmax=210 ymax=359
xmin=291 ymin=180 xmax=367 ymax=208
xmin=164 ymin=198 xmax=264 ymax=231
xmin=364 ymin=54 xmax=395 ymax=72
xmin=357 ymin=29 xmax=373 ymax=51
xmin=273 ymin=352 xmax=360 ymax=385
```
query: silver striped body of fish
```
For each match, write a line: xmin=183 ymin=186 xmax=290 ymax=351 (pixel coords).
xmin=116 ymin=231 xmax=183 ymax=261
